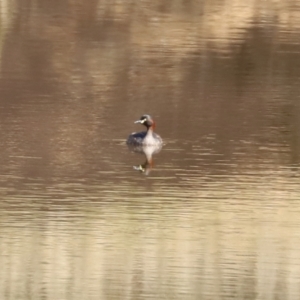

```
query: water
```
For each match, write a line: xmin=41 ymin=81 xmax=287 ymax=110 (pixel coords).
xmin=0 ymin=1 xmax=300 ymax=299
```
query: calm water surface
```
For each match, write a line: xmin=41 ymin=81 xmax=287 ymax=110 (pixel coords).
xmin=0 ymin=1 xmax=300 ymax=299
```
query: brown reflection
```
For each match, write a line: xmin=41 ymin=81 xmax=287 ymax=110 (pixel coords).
xmin=0 ymin=0 xmax=299 ymax=176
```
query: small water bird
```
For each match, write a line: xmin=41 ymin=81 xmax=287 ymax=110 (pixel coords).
xmin=126 ymin=114 xmax=163 ymax=146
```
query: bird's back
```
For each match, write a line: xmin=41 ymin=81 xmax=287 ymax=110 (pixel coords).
xmin=126 ymin=131 xmax=147 ymax=146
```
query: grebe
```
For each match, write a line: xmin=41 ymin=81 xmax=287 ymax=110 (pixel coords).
xmin=126 ymin=115 xmax=162 ymax=146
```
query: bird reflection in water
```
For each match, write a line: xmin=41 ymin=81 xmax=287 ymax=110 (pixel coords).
xmin=127 ymin=144 xmax=162 ymax=175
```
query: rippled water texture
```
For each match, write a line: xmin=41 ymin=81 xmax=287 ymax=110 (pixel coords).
xmin=0 ymin=1 xmax=300 ymax=299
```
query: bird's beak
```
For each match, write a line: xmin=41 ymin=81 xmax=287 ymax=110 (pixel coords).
xmin=134 ymin=120 xmax=142 ymax=124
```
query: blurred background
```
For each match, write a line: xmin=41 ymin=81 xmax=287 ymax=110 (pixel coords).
xmin=0 ymin=0 xmax=300 ymax=299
